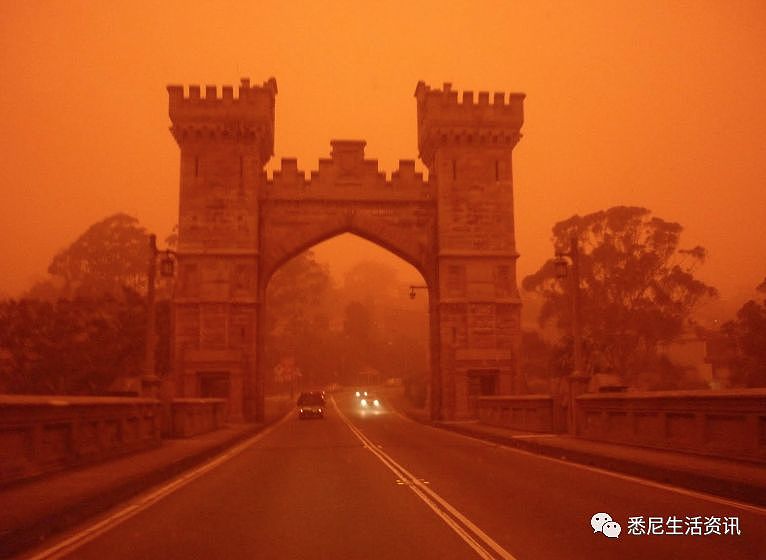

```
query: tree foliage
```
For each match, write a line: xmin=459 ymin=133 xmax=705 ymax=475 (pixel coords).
xmin=263 ymin=255 xmax=429 ymax=391
xmin=263 ymin=251 xmax=336 ymax=389
xmin=0 ymin=214 xmax=175 ymax=394
xmin=47 ymin=213 xmax=150 ymax=298
xmin=0 ymin=293 xmax=143 ymax=393
xmin=722 ymin=292 xmax=766 ymax=387
xmin=522 ymin=206 xmax=717 ymax=383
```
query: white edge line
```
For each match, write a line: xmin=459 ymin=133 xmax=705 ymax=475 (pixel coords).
xmin=24 ymin=413 xmax=293 ymax=560
xmin=390 ymin=406 xmax=766 ymax=516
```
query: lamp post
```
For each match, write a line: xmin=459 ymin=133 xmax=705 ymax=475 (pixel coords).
xmin=143 ymin=233 xmax=177 ymax=398
xmin=554 ymin=235 xmax=589 ymax=433
xmin=408 ymin=284 xmax=441 ymax=421
xmin=409 ymin=285 xmax=428 ymax=299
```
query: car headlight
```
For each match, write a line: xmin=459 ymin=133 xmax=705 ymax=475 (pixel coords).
xmin=355 ymin=391 xmax=360 ymax=397
xmin=360 ymin=399 xmax=367 ymax=407
xmin=373 ymin=399 xmax=380 ymax=407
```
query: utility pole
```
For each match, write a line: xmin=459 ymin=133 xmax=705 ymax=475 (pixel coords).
xmin=555 ymin=235 xmax=589 ymax=433
xmin=570 ymin=235 xmax=584 ymax=377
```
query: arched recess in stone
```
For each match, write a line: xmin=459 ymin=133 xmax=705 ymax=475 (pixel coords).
xmin=258 ymin=202 xmax=436 ymax=290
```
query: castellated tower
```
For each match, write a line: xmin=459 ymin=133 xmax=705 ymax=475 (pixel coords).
xmin=415 ymin=82 xmax=526 ymax=419
xmin=167 ymin=78 xmax=277 ymax=421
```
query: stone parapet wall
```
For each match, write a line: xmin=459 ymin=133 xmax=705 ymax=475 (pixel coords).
xmin=575 ymin=389 xmax=766 ymax=462
xmin=0 ymin=395 xmax=162 ymax=486
xmin=477 ymin=395 xmax=559 ymax=433
xmin=170 ymin=399 xmax=227 ymax=438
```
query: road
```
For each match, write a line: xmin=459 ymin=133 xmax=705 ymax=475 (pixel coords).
xmin=25 ymin=392 xmax=766 ymax=560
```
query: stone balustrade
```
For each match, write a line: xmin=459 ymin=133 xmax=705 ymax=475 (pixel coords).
xmin=170 ymin=398 xmax=227 ymax=438
xmin=575 ymin=389 xmax=766 ymax=462
xmin=477 ymin=395 xmax=561 ymax=433
xmin=0 ymin=395 xmax=162 ymax=485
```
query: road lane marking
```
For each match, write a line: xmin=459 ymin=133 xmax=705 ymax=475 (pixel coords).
xmin=23 ymin=412 xmax=294 ymax=560
xmin=333 ymin=397 xmax=518 ymax=560
xmin=389 ymin=405 xmax=766 ymax=517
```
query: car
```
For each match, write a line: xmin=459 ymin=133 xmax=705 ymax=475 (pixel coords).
xmin=297 ymin=391 xmax=325 ymax=419
xmin=359 ymin=395 xmax=381 ymax=409
xmin=354 ymin=390 xmax=368 ymax=399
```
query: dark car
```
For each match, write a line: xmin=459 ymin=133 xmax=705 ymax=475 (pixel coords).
xmin=297 ymin=391 xmax=326 ymax=419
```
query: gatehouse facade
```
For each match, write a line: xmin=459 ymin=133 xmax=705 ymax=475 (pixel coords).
xmin=167 ymin=78 xmax=526 ymax=421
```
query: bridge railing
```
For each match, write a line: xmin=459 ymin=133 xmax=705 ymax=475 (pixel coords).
xmin=476 ymin=395 xmax=563 ymax=433
xmin=0 ymin=395 xmax=162 ymax=485
xmin=170 ymin=398 xmax=227 ymax=438
xmin=574 ymin=389 xmax=766 ymax=462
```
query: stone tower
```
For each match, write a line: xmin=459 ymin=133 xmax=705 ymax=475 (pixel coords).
xmin=415 ymin=82 xmax=526 ymax=419
xmin=167 ymin=78 xmax=277 ymax=421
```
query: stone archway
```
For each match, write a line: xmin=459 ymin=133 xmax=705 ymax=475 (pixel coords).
xmin=167 ymin=78 xmax=526 ymax=422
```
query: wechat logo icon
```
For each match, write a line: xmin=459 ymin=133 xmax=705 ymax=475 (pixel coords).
xmin=591 ymin=512 xmax=621 ymax=539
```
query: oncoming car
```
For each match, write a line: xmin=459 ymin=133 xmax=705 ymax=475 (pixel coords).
xmin=297 ymin=391 xmax=325 ymax=420
xmin=359 ymin=396 xmax=381 ymax=409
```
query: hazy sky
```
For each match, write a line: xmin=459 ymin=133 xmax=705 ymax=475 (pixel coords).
xmin=1 ymin=1 xmax=765 ymax=314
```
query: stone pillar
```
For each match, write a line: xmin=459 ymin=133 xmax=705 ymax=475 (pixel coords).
xmin=167 ymin=78 xmax=277 ymax=422
xmin=415 ymin=82 xmax=526 ymax=419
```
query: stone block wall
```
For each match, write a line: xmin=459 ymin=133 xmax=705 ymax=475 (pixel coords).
xmin=170 ymin=398 xmax=227 ymax=438
xmin=575 ymin=389 xmax=766 ymax=462
xmin=0 ymin=396 xmax=162 ymax=485
xmin=477 ymin=395 xmax=560 ymax=433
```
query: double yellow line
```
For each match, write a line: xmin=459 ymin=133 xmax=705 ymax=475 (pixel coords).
xmin=333 ymin=397 xmax=518 ymax=560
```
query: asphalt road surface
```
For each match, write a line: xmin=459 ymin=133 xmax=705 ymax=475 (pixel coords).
xmin=25 ymin=392 xmax=766 ymax=560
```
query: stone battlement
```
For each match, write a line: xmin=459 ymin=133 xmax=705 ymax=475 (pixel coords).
xmin=167 ymin=77 xmax=277 ymax=158
xmin=415 ymin=81 xmax=524 ymax=112
xmin=167 ymin=77 xmax=277 ymax=106
xmin=415 ymin=81 xmax=525 ymax=166
xmin=265 ymin=141 xmax=430 ymax=200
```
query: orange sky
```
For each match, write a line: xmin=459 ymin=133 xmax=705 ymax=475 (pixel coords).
xmin=1 ymin=1 xmax=765 ymax=318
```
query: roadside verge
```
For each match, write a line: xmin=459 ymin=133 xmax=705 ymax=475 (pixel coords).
xmin=0 ymin=399 xmax=292 ymax=558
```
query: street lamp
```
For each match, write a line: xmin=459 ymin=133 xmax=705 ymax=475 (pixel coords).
xmin=144 ymin=234 xmax=177 ymax=398
xmin=159 ymin=250 xmax=176 ymax=277
xmin=409 ymin=285 xmax=428 ymax=299
xmin=555 ymin=235 xmax=588 ymax=433
xmin=554 ymin=255 xmax=569 ymax=280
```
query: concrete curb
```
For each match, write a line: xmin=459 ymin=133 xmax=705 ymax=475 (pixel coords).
xmin=434 ymin=422 xmax=766 ymax=508
xmin=1 ymin=407 xmax=291 ymax=559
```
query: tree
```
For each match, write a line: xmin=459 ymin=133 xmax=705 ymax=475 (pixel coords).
xmin=263 ymin=251 xmax=336 ymax=389
xmin=1 ymin=214 xmax=176 ymax=395
xmin=522 ymin=206 xmax=717 ymax=385
xmin=342 ymin=261 xmax=401 ymax=309
xmin=722 ymin=286 xmax=766 ymax=387
xmin=47 ymin=213 xmax=150 ymax=298
xmin=0 ymin=293 xmax=146 ymax=394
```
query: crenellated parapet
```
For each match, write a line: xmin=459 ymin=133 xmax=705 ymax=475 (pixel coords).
xmin=264 ymin=140 xmax=431 ymax=200
xmin=414 ymin=81 xmax=525 ymax=167
xmin=167 ymin=77 xmax=277 ymax=161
